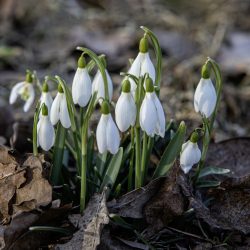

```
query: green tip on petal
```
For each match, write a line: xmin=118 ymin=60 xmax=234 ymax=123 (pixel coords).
xmin=41 ymin=103 xmax=48 ymax=116
xmin=58 ymin=84 xmax=64 ymax=93
xmin=25 ymin=72 xmax=33 ymax=83
xmin=139 ymin=35 xmax=148 ymax=53
xmin=190 ymin=131 xmax=199 ymax=143
xmin=100 ymin=55 xmax=107 ymax=68
xmin=201 ymin=64 xmax=210 ymax=79
xmin=145 ymin=77 xmax=154 ymax=92
xmin=42 ymin=82 xmax=49 ymax=92
xmin=78 ymin=55 xmax=86 ymax=68
xmin=101 ymin=100 xmax=110 ymax=115
xmin=122 ymin=79 xmax=131 ymax=93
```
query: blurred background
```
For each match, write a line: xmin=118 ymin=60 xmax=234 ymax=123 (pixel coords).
xmin=1 ymin=0 xmax=250 ymax=147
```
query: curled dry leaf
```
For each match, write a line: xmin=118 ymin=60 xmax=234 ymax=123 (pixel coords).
xmin=193 ymin=138 xmax=250 ymax=234
xmin=57 ymin=190 xmax=109 ymax=250
xmin=0 ymin=146 xmax=52 ymax=222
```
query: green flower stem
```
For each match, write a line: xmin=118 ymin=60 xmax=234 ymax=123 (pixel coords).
xmin=55 ymin=76 xmax=81 ymax=175
xmin=80 ymin=92 xmax=97 ymax=212
xmin=80 ymin=123 xmax=88 ymax=213
xmin=128 ymin=127 xmax=135 ymax=191
xmin=32 ymin=101 xmax=41 ymax=156
xmin=140 ymin=26 xmax=162 ymax=95
xmin=141 ymin=131 xmax=148 ymax=184
xmin=77 ymin=47 xmax=109 ymax=101
xmin=195 ymin=58 xmax=222 ymax=181
xmin=135 ymin=126 xmax=141 ymax=188
xmin=51 ymin=123 xmax=66 ymax=185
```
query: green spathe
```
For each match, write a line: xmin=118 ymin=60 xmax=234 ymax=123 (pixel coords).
xmin=122 ymin=79 xmax=131 ymax=93
xmin=42 ymin=103 xmax=48 ymax=116
xmin=145 ymin=77 xmax=154 ymax=92
xmin=201 ymin=64 xmax=210 ymax=79
xmin=190 ymin=131 xmax=199 ymax=143
xmin=101 ymin=100 xmax=110 ymax=114
xmin=78 ymin=55 xmax=86 ymax=68
xmin=139 ymin=35 xmax=148 ymax=53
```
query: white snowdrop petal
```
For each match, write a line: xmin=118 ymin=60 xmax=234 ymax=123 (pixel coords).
xmin=141 ymin=53 xmax=156 ymax=83
xmin=38 ymin=116 xmax=55 ymax=151
xmin=181 ymin=165 xmax=193 ymax=174
xmin=23 ymin=84 xmax=35 ymax=112
xmin=153 ymin=93 xmax=166 ymax=137
xmin=96 ymin=114 xmax=109 ymax=154
xmin=9 ymin=82 xmax=25 ymax=104
xmin=59 ymin=94 xmax=71 ymax=128
xmin=40 ymin=92 xmax=53 ymax=117
xmin=115 ymin=93 xmax=136 ymax=132
xmin=50 ymin=93 xmax=61 ymax=125
xmin=72 ymin=67 xmax=82 ymax=104
xmin=107 ymin=115 xmax=120 ymax=154
xmin=37 ymin=118 xmax=42 ymax=147
xmin=140 ymin=94 xmax=157 ymax=137
xmin=106 ymin=69 xmax=113 ymax=101
xmin=76 ymin=68 xmax=92 ymax=107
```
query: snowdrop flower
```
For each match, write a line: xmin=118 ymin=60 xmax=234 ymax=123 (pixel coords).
xmin=39 ymin=82 xmax=53 ymax=118
xmin=50 ymin=84 xmax=71 ymax=128
xmin=9 ymin=71 xmax=35 ymax=112
xmin=194 ymin=65 xmax=217 ymax=118
xmin=92 ymin=58 xmax=113 ymax=102
xmin=128 ymin=36 xmax=155 ymax=95
xmin=115 ymin=79 xmax=136 ymax=132
xmin=140 ymin=77 xmax=165 ymax=137
xmin=180 ymin=132 xmax=201 ymax=174
xmin=72 ymin=55 xmax=92 ymax=107
xmin=96 ymin=101 xmax=120 ymax=154
xmin=37 ymin=104 xmax=55 ymax=151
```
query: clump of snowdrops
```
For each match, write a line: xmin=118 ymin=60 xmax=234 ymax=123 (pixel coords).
xmin=9 ymin=26 xmax=223 ymax=213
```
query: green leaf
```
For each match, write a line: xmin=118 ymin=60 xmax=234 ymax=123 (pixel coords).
xmin=100 ymin=148 xmax=123 ymax=195
xmin=196 ymin=180 xmax=221 ymax=188
xmin=198 ymin=166 xmax=230 ymax=179
xmin=96 ymin=152 xmax=108 ymax=177
xmin=153 ymin=121 xmax=186 ymax=178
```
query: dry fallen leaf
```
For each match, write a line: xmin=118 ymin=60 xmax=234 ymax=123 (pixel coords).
xmin=57 ymin=190 xmax=109 ymax=250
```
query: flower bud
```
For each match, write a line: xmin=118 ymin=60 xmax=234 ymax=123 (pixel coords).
xmin=42 ymin=103 xmax=48 ymax=116
xmin=101 ymin=100 xmax=110 ymax=114
xmin=25 ymin=71 xmax=33 ymax=83
xmin=145 ymin=77 xmax=154 ymax=93
xmin=201 ymin=64 xmax=210 ymax=79
xmin=122 ymin=79 xmax=131 ymax=93
xmin=78 ymin=55 xmax=86 ymax=68
xmin=58 ymin=84 xmax=64 ymax=93
xmin=42 ymin=82 xmax=49 ymax=93
xmin=139 ymin=35 xmax=148 ymax=53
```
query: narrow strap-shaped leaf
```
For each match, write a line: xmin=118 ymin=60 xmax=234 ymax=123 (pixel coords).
xmin=196 ymin=180 xmax=221 ymax=188
xmin=100 ymin=148 xmax=123 ymax=195
xmin=51 ymin=123 xmax=66 ymax=185
xmin=153 ymin=121 xmax=186 ymax=178
xmin=198 ymin=166 xmax=230 ymax=179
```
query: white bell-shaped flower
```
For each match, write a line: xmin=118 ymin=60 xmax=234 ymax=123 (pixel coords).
xmin=72 ymin=55 xmax=92 ymax=107
xmin=39 ymin=82 xmax=53 ymax=118
xmin=180 ymin=132 xmax=201 ymax=174
xmin=50 ymin=84 xmax=71 ymax=128
xmin=96 ymin=101 xmax=120 ymax=154
xmin=115 ymin=79 xmax=136 ymax=132
xmin=140 ymin=77 xmax=166 ymax=137
xmin=194 ymin=65 xmax=217 ymax=118
xmin=9 ymin=72 xmax=35 ymax=112
xmin=127 ymin=36 xmax=156 ymax=96
xmin=37 ymin=104 xmax=55 ymax=151
xmin=92 ymin=58 xmax=113 ymax=102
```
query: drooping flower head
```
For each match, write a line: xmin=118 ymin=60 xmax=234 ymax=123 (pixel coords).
xmin=92 ymin=57 xmax=113 ymax=103
xmin=72 ymin=55 xmax=92 ymax=107
xmin=180 ymin=131 xmax=201 ymax=174
xmin=194 ymin=64 xmax=217 ymax=118
xmin=96 ymin=100 xmax=120 ymax=154
xmin=140 ymin=77 xmax=165 ymax=137
xmin=115 ymin=79 xmax=136 ymax=132
xmin=9 ymin=71 xmax=35 ymax=112
xmin=37 ymin=103 xmax=55 ymax=151
xmin=128 ymin=35 xmax=155 ymax=96
xmin=50 ymin=84 xmax=71 ymax=128
xmin=39 ymin=81 xmax=53 ymax=117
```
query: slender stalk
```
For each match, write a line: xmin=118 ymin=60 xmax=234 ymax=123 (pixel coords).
xmin=32 ymin=102 xmax=41 ymax=156
xmin=51 ymin=123 xmax=66 ymax=185
xmin=135 ymin=126 xmax=141 ymax=188
xmin=80 ymin=123 xmax=88 ymax=213
xmin=128 ymin=127 xmax=135 ymax=191
xmin=141 ymin=132 xmax=148 ymax=184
